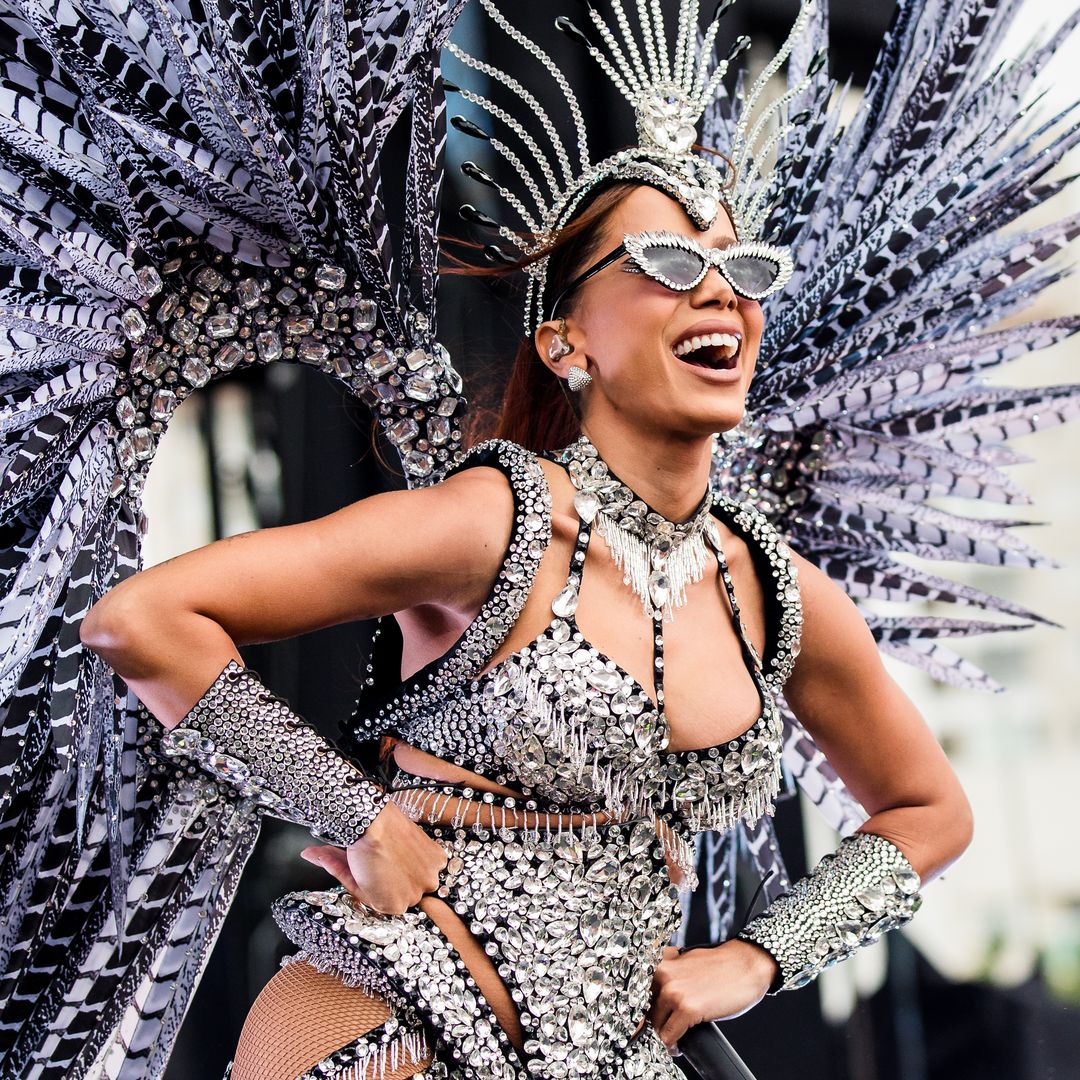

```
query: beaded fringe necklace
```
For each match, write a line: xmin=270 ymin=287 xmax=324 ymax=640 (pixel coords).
xmin=559 ymin=435 xmax=717 ymax=621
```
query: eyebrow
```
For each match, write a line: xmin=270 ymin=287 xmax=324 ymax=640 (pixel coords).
xmin=712 ymin=236 xmax=737 ymax=250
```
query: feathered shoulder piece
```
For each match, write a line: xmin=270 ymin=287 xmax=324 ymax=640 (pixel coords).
xmin=0 ymin=2 xmax=467 ymax=1074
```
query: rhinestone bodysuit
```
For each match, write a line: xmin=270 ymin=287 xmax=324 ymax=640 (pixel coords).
xmin=274 ymin=439 xmax=803 ymax=1080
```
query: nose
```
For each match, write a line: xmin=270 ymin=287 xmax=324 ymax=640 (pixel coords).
xmin=691 ymin=264 xmax=738 ymax=309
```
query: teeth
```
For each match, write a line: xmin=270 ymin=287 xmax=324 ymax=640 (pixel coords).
xmin=673 ymin=332 xmax=740 ymax=359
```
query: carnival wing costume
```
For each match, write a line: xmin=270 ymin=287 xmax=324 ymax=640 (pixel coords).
xmin=0 ymin=0 xmax=1077 ymax=1077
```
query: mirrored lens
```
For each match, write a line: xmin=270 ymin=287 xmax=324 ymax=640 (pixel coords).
xmin=640 ymin=246 xmax=705 ymax=288
xmin=723 ymin=255 xmax=779 ymax=296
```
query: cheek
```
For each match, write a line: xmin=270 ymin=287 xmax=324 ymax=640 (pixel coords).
xmin=741 ymin=300 xmax=764 ymax=341
xmin=580 ymin=287 xmax=676 ymax=375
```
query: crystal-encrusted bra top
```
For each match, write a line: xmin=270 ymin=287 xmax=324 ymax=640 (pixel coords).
xmin=347 ymin=439 xmax=803 ymax=838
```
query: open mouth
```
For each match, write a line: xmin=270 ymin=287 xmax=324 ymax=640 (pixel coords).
xmin=671 ymin=331 xmax=741 ymax=370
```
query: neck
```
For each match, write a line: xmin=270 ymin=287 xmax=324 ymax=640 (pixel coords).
xmin=579 ymin=423 xmax=713 ymax=523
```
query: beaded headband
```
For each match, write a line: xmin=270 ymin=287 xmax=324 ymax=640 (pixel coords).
xmin=448 ymin=0 xmax=819 ymax=336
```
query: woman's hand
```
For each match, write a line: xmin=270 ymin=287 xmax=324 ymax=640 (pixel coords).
xmin=300 ymin=802 xmax=448 ymax=914
xmin=649 ymin=940 xmax=777 ymax=1052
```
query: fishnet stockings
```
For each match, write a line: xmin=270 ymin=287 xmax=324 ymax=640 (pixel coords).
xmin=231 ymin=961 xmax=432 ymax=1080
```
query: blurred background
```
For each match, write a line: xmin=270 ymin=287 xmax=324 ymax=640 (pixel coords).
xmin=156 ymin=1 xmax=1080 ymax=1077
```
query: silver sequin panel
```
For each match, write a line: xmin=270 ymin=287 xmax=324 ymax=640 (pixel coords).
xmin=274 ymin=820 xmax=685 ymax=1079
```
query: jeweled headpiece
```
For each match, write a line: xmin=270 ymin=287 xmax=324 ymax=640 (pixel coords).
xmin=448 ymin=0 xmax=818 ymax=335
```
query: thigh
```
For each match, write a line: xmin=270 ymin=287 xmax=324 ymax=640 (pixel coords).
xmin=231 ymin=960 xmax=432 ymax=1080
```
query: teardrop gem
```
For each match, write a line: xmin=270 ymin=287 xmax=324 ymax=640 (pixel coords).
xmin=574 ymin=489 xmax=601 ymax=523
xmin=551 ymin=585 xmax=579 ymax=618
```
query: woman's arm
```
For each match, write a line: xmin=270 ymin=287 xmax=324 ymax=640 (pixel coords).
xmin=80 ymin=466 xmax=517 ymax=914
xmin=650 ymin=553 xmax=974 ymax=1048
xmin=782 ymin=551 xmax=974 ymax=879
xmin=81 ymin=466 xmax=514 ymax=726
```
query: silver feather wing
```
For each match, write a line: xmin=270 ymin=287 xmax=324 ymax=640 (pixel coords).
xmin=0 ymin=1 xmax=467 ymax=1074
xmin=692 ymin=0 xmax=1080 ymax=939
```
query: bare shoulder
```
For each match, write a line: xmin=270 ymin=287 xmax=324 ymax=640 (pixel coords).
xmin=409 ymin=465 xmax=519 ymax=610
xmin=786 ymin=548 xmax=880 ymax=683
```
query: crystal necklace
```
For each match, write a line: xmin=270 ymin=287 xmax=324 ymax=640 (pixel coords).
xmin=558 ymin=435 xmax=716 ymax=621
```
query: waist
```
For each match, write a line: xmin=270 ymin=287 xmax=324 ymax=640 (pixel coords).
xmin=387 ymin=784 xmax=699 ymax=893
xmin=387 ymin=785 xmax=614 ymax=830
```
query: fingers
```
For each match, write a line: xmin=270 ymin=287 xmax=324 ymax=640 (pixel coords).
xmin=650 ymin=986 xmax=700 ymax=1052
xmin=301 ymin=845 xmax=360 ymax=896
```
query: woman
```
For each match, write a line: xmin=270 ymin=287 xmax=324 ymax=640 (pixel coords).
xmin=80 ymin=181 xmax=973 ymax=1078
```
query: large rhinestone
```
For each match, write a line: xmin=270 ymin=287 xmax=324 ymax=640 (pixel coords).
xmin=208 ymin=752 xmax=249 ymax=781
xmin=582 ymin=967 xmax=606 ymax=1004
xmin=404 ymin=376 xmax=437 ymax=402
xmin=156 ymin=294 xmax=179 ymax=322
xmin=116 ymin=435 xmax=136 ymax=471
xmin=121 ymin=307 xmax=147 ymax=341
xmin=355 ymin=299 xmax=378 ymax=330
xmin=150 ymin=388 xmax=177 ymax=420
xmin=169 ymin=318 xmax=197 ymax=346
xmin=116 ymin=396 xmax=136 ymax=428
xmin=405 ymin=347 xmax=429 ymax=371
xmin=404 ymin=450 xmax=433 ymax=477
xmin=255 ymin=331 xmax=282 ymax=361
xmin=136 ymin=265 xmax=162 ymax=296
xmin=357 ymin=922 xmax=401 ymax=945
xmin=894 ymin=869 xmax=920 ymax=895
xmin=585 ymin=855 xmax=620 ymax=884
xmin=856 ymin=885 xmax=887 ymax=913
xmin=194 ymin=267 xmax=223 ymax=292
xmin=365 ymin=350 xmax=396 ymax=377
xmin=554 ymin=833 xmax=583 ymax=864
xmin=388 ymin=418 xmax=419 ymax=446
xmin=142 ymin=352 xmax=168 ymax=381
xmin=183 ymin=357 xmax=211 ymax=387
xmin=213 ymin=342 xmax=242 ymax=371
xmin=648 ymin=571 xmax=670 ymax=611
xmin=235 ymin=278 xmax=263 ymax=308
xmin=206 ymin=314 xmax=238 ymax=339
xmin=551 ymin=585 xmax=579 ymax=618
xmin=429 ymin=416 xmax=451 ymax=446
xmin=586 ymin=668 xmax=622 ymax=694
xmin=573 ymin=490 xmax=600 ymax=523
xmin=285 ymin=316 xmax=314 ymax=336
xmin=520 ymin=735 xmax=546 ymax=767
xmin=314 ymin=265 xmax=346 ymax=290
xmin=298 ymin=338 xmax=329 ymax=362
xmin=163 ymin=727 xmax=201 ymax=753
xmin=567 ymin=1004 xmax=591 ymax=1047
xmin=131 ymin=427 xmax=154 ymax=460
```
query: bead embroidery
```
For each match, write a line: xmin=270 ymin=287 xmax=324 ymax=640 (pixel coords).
xmin=349 ymin=439 xmax=802 ymax=841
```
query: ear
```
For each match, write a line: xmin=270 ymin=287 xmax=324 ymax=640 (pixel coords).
xmin=534 ymin=317 xmax=581 ymax=380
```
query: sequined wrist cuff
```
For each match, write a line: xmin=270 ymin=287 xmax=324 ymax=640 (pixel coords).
xmin=161 ymin=661 xmax=388 ymax=845
xmin=737 ymin=832 xmax=922 ymax=993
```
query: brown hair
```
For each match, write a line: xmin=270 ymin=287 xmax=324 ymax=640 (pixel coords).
xmin=445 ymin=181 xmax=640 ymax=452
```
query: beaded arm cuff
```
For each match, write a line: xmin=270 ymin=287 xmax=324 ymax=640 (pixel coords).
xmin=161 ymin=661 xmax=388 ymax=846
xmin=737 ymin=832 xmax=922 ymax=993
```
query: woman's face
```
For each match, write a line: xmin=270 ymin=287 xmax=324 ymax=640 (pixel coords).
xmin=540 ymin=185 xmax=764 ymax=440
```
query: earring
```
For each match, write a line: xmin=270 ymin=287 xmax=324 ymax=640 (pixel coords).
xmin=547 ymin=318 xmax=572 ymax=360
xmin=567 ymin=365 xmax=592 ymax=391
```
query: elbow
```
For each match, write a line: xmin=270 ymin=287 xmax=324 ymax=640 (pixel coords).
xmin=80 ymin=585 xmax=149 ymax=670
xmin=927 ymin=787 xmax=974 ymax=877
xmin=951 ymin=789 xmax=975 ymax=859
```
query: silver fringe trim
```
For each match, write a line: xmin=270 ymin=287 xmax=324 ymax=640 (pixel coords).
xmin=281 ymin=949 xmax=389 ymax=996
xmin=298 ymin=1026 xmax=430 ymax=1080
xmin=595 ymin=510 xmax=712 ymax=620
